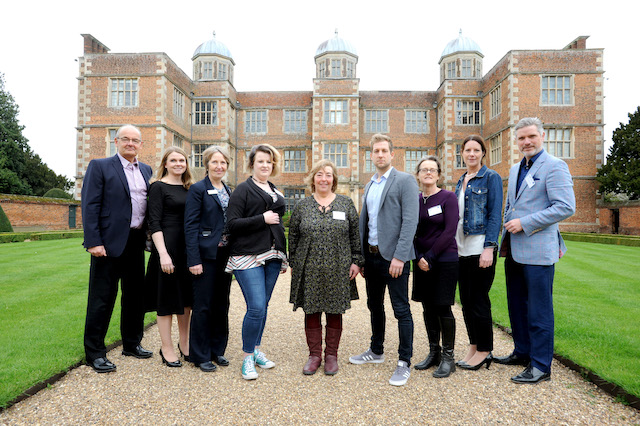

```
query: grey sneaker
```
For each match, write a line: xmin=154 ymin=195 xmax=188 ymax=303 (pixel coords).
xmin=389 ymin=361 xmax=411 ymax=386
xmin=349 ymin=348 xmax=385 ymax=365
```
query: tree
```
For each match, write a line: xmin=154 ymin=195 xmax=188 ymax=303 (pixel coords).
xmin=0 ymin=73 xmax=72 ymax=195
xmin=597 ymin=106 xmax=640 ymax=200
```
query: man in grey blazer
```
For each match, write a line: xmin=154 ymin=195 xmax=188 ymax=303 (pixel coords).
xmin=349 ymin=133 xmax=419 ymax=386
xmin=495 ymin=117 xmax=575 ymax=384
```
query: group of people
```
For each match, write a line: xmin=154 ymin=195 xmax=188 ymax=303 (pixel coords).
xmin=81 ymin=117 xmax=575 ymax=387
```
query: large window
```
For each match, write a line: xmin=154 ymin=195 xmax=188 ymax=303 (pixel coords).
xmin=245 ymin=110 xmax=267 ymax=134
xmin=455 ymin=100 xmax=480 ymax=125
xmin=446 ymin=62 xmax=456 ymax=79
xmin=545 ymin=128 xmax=572 ymax=158
xmin=490 ymin=85 xmax=501 ymax=119
xmin=110 ymin=78 xmax=138 ymax=107
xmin=405 ymin=150 xmax=428 ymax=173
xmin=324 ymin=100 xmax=348 ymax=124
xmin=405 ymin=110 xmax=428 ymax=134
xmin=173 ymin=87 xmax=184 ymax=118
xmin=318 ymin=62 xmax=326 ymax=78
xmin=193 ymin=144 xmax=212 ymax=168
xmin=490 ymin=134 xmax=502 ymax=165
xmin=542 ymin=75 xmax=572 ymax=105
xmin=203 ymin=62 xmax=213 ymax=79
xmin=438 ymin=104 xmax=444 ymax=131
xmin=284 ymin=150 xmax=306 ymax=172
xmin=461 ymin=59 xmax=472 ymax=77
xmin=324 ymin=143 xmax=348 ymax=168
xmin=284 ymin=110 xmax=307 ymax=133
xmin=331 ymin=59 xmax=341 ymax=77
xmin=365 ymin=110 xmax=388 ymax=133
xmin=108 ymin=129 xmax=117 ymax=156
xmin=455 ymin=144 xmax=465 ymax=169
xmin=194 ymin=101 xmax=217 ymax=125
xmin=284 ymin=189 xmax=305 ymax=212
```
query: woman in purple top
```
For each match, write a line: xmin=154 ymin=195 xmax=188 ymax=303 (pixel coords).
xmin=412 ymin=155 xmax=459 ymax=378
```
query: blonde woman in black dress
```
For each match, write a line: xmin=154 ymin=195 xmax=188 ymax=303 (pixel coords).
xmin=289 ymin=159 xmax=363 ymax=375
xmin=145 ymin=146 xmax=194 ymax=367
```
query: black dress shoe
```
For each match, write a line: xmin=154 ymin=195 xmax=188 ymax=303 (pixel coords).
xmin=90 ymin=357 xmax=116 ymax=373
xmin=493 ymin=352 xmax=530 ymax=366
xmin=511 ymin=364 xmax=551 ymax=384
xmin=122 ymin=345 xmax=153 ymax=359
xmin=160 ymin=349 xmax=182 ymax=367
xmin=199 ymin=361 xmax=217 ymax=372
xmin=213 ymin=355 xmax=230 ymax=367
xmin=458 ymin=353 xmax=493 ymax=371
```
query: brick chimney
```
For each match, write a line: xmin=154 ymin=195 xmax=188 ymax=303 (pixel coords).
xmin=564 ymin=36 xmax=589 ymax=50
xmin=81 ymin=34 xmax=110 ymax=54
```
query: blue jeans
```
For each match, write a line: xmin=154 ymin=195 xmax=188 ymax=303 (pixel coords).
xmin=365 ymin=253 xmax=414 ymax=364
xmin=234 ymin=260 xmax=282 ymax=353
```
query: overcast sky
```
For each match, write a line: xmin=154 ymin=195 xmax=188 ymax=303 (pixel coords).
xmin=1 ymin=0 xmax=637 ymax=180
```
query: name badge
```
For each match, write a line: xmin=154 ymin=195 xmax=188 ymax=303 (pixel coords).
xmin=428 ymin=205 xmax=443 ymax=216
xmin=207 ymin=189 xmax=218 ymax=195
xmin=525 ymin=174 xmax=535 ymax=188
xmin=333 ymin=211 xmax=346 ymax=220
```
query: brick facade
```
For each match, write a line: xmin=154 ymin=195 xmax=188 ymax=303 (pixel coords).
xmin=75 ymin=33 xmax=620 ymax=232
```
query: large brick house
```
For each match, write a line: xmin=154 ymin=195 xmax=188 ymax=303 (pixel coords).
xmin=75 ymin=31 xmax=605 ymax=232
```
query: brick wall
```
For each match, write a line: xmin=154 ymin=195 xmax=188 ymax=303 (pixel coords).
xmin=0 ymin=196 xmax=82 ymax=231
xmin=597 ymin=201 xmax=640 ymax=235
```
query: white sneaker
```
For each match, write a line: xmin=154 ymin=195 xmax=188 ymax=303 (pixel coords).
xmin=389 ymin=361 xmax=411 ymax=386
xmin=349 ymin=348 xmax=385 ymax=365
xmin=254 ymin=349 xmax=275 ymax=369
xmin=241 ymin=355 xmax=258 ymax=380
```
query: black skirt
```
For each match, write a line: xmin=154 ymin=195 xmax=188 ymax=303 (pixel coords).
xmin=411 ymin=260 xmax=458 ymax=306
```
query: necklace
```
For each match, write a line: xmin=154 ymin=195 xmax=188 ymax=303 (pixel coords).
xmin=314 ymin=193 xmax=335 ymax=212
xmin=252 ymin=176 xmax=268 ymax=185
xmin=422 ymin=188 xmax=440 ymax=204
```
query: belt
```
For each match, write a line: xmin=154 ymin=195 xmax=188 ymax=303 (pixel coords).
xmin=368 ymin=245 xmax=379 ymax=254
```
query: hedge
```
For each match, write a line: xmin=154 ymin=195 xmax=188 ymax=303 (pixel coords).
xmin=0 ymin=231 xmax=84 ymax=244
xmin=561 ymin=232 xmax=640 ymax=247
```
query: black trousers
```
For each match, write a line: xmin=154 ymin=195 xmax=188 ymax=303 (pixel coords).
xmin=189 ymin=256 xmax=232 ymax=364
xmin=458 ymin=252 xmax=497 ymax=352
xmin=84 ymin=229 xmax=146 ymax=362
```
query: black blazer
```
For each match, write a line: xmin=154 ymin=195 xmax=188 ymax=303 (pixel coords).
xmin=226 ymin=178 xmax=286 ymax=256
xmin=184 ymin=176 xmax=232 ymax=267
xmin=81 ymin=154 xmax=152 ymax=257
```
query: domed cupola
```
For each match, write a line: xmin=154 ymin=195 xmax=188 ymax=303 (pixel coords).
xmin=314 ymin=30 xmax=358 ymax=79
xmin=192 ymin=31 xmax=235 ymax=83
xmin=438 ymin=30 xmax=484 ymax=83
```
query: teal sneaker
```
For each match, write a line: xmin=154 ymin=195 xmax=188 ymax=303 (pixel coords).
xmin=241 ymin=355 xmax=258 ymax=380
xmin=254 ymin=349 xmax=275 ymax=369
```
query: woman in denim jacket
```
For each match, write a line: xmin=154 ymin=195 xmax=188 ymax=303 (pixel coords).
xmin=454 ymin=135 xmax=503 ymax=370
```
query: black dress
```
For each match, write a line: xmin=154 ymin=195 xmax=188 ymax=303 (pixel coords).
xmin=145 ymin=181 xmax=193 ymax=316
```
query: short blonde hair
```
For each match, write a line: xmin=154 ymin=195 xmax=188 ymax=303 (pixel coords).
xmin=202 ymin=145 xmax=231 ymax=177
xmin=304 ymin=159 xmax=338 ymax=193
xmin=247 ymin=144 xmax=281 ymax=177
xmin=369 ymin=133 xmax=393 ymax=151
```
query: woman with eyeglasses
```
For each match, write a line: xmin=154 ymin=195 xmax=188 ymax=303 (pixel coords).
xmin=412 ymin=155 xmax=459 ymax=378
xmin=454 ymin=135 xmax=503 ymax=371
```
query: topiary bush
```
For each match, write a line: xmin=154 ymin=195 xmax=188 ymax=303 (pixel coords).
xmin=0 ymin=204 xmax=13 ymax=232
xmin=42 ymin=188 xmax=73 ymax=200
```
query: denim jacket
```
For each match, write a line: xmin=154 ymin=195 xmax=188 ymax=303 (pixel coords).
xmin=454 ymin=165 xmax=503 ymax=248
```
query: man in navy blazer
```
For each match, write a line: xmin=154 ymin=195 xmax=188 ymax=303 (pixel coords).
xmin=350 ymin=133 xmax=419 ymax=387
xmin=81 ymin=125 xmax=154 ymax=373
xmin=496 ymin=117 xmax=575 ymax=384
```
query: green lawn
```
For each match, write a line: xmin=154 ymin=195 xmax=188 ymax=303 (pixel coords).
xmin=0 ymin=238 xmax=155 ymax=408
xmin=0 ymin=238 xmax=638 ymax=408
xmin=489 ymin=241 xmax=640 ymax=399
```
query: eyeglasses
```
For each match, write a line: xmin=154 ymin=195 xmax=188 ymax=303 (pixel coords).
xmin=118 ymin=137 xmax=142 ymax=144
xmin=418 ymin=168 xmax=438 ymax=174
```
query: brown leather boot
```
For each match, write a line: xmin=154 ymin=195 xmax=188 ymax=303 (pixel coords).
xmin=324 ymin=326 xmax=342 ymax=375
xmin=303 ymin=326 xmax=322 ymax=375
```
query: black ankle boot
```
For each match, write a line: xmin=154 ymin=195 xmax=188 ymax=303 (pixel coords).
xmin=433 ymin=317 xmax=456 ymax=378
xmin=414 ymin=344 xmax=441 ymax=370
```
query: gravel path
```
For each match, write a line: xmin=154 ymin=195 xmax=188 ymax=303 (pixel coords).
xmin=2 ymin=272 xmax=639 ymax=425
